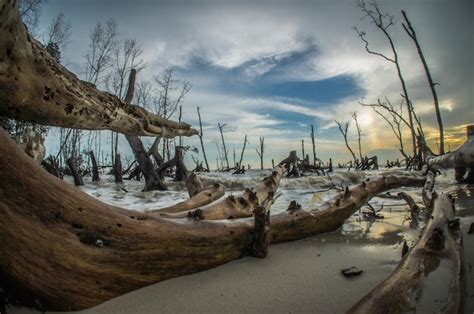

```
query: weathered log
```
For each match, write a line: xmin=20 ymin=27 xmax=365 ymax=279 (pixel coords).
xmin=66 ymin=156 xmax=84 ymax=186
xmin=0 ymin=0 xmax=197 ymax=138
xmin=158 ymin=167 xmax=285 ymax=220
xmin=89 ymin=151 xmax=100 ymax=182
xmin=348 ymin=193 xmax=463 ymax=313
xmin=113 ymin=153 xmax=123 ymax=183
xmin=149 ymin=183 xmax=225 ymax=214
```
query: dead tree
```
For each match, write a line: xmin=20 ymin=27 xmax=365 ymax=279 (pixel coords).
xmin=123 ymin=70 xmax=167 ymax=191
xmin=217 ymin=123 xmax=230 ymax=169
xmin=154 ymin=69 xmax=191 ymax=161
xmin=113 ymin=153 xmax=123 ymax=183
xmin=157 ymin=146 xmax=187 ymax=181
xmin=66 ymin=156 xmax=84 ymax=186
xmin=238 ymin=134 xmax=249 ymax=168
xmin=361 ymin=98 xmax=409 ymax=159
xmin=351 ymin=111 xmax=363 ymax=160
xmin=355 ymin=0 xmax=417 ymax=157
xmin=89 ymin=151 xmax=100 ymax=181
xmin=335 ymin=120 xmax=356 ymax=163
xmin=311 ymin=125 xmax=317 ymax=165
xmin=402 ymin=10 xmax=444 ymax=154
xmin=301 ymin=139 xmax=305 ymax=160
xmin=256 ymin=136 xmax=265 ymax=170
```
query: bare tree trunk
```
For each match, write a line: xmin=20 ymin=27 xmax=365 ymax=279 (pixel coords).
xmin=301 ymin=139 xmax=305 ymax=161
xmin=66 ymin=156 xmax=84 ymax=186
xmin=196 ymin=107 xmax=210 ymax=171
xmin=311 ymin=125 xmax=317 ymax=165
xmin=238 ymin=134 xmax=248 ymax=168
xmin=351 ymin=112 xmax=363 ymax=160
xmin=256 ymin=136 xmax=265 ymax=170
xmin=89 ymin=151 xmax=100 ymax=182
xmin=217 ymin=123 xmax=230 ymax=169
xmin=122 ymin=70 xmax=167 ymax=191
xmin=113 ymin=153 xmax=123 ymax=183
xmin=402 ymin=10 xmax=444 ymax=154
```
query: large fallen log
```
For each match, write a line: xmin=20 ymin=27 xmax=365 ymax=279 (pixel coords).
xmin=348 ymin=192 xmax=463 ymax=313
xmin=0 ymin=0 xmax=197 ymax=138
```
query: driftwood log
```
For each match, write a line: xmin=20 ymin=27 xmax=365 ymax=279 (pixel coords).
xmin=0 ymin=0 xmax=197 ymax=138
xmin=348 ymin=188 xmax=463 ymax=313
xmin=422 ymin=125 xmax=474 ymax=182
xmin=157 ymin=167 xmax=285 ymax=220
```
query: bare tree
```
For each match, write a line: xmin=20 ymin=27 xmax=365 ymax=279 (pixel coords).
xmin=47 ymin=13 xmax=71 ymax=51
xmin=256 ymin=136 xmax=265 ymax=170
xmin=217 ymin=123 xmax=230 ymax=169
xmin=238 ymin=134 xmax=249 ymax=168
xmin=84 ymin=19 xmax=118 ymax=85
xmin=19 ymin=0 xmax=46 ymax=37
xmin=106 ymin=38 xmax=144 ymax=162
xmin=335 ymin=120 xmax=356 ymax=163
xmin=310 ymin=125 xmax=317 ymax=165
xmin=361 ymin=98 xmax=409 ymax=159
xmin=197 ymin=106 xmax=210 ymax=171
xmin=355 ymin=0 xmax=417 ymax=156
xmin=402 ymin=10 xmax=444 ymax=154
xmin=351 ymin=111 xmax=363 ymax=160
xmin=154 ymin=69 xmax=191 ymax=160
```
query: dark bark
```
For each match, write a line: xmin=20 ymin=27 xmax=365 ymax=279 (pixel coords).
xmin=113 ymin=153 xmax=123 ymax=183
xmin=157 ymin=146 xmax=187 ymax=181
xmin=89 ymin=151 xmax=100 ymax=182
xmin=66 ymin=156 xmax=84 ymax=186
xmin=196 ymin=107 xmax=210 ymax=171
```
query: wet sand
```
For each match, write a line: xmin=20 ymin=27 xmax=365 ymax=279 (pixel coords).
xmin=7 ymin=184 xmax=474 ymax=314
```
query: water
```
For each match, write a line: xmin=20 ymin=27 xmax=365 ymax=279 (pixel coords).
xmin=70 ymin=168 xmax=454 ymax=214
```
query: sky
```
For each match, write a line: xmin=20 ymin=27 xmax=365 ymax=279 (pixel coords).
xmin=38 ymin=0 xmax=474 ymax=168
